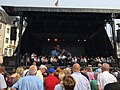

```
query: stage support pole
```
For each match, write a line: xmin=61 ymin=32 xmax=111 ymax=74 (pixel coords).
xmin=111 ymin=13 xmax=118 ymax=66
xmin=16 ymin=15 xmax=23 ymax=66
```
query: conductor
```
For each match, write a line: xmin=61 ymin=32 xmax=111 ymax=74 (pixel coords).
xmin=50 ymin=44 xmax=65 ymax=57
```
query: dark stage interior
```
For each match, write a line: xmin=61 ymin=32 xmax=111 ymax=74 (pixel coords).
xmin=20 ymin=12 xmax=113 ymax=57
xmin=2 ymin=6 xmax=117 ymax=57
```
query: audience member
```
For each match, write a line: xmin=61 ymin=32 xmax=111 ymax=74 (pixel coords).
xmin=71 ymin=63 xmax=91 ymax=90
xmin=54 ymin=67 xmax=63 ymax=78
xmin=80 ymin=66 xmax=89 ymax=80
xmin=44 ymin=68 xmax=59 ymax=90
xmin=64 ymin=68 xmax=71 ymax=76
xmin=54 ymin=71 xmax=66 ymax=90
xmin=104 ymin=81 xmax=120 ymax=90
xmin=87 ymin=67 xmax=94 ymax=81
xmin=15 ymin=67 xmax=24 ymax=81
xmin=90 ymin=72 xmax=98 ymax=90
xmin=96 ymin=63 xmax=102 ymax=74
xmin=0 ymin=66 xmax=7 ymax=90
xmin=62 ymin=76 xmax=76 ymax=90
xmin=36 ymin=64 xmax=47 ymax=82
xmin=11 ymin=65 xmax=43 ymax=90
xmin=97 ymin=63 xmax=117 ymax=90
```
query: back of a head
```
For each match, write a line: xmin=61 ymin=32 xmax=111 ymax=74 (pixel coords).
xmin=80 ymin=66 xmax=87 ymax=71
xmin=102 ymin=63 xmax=110 ymax=71
xmin=16 ymin=67 xmax=24 ymax=76
xmin=29 ymin=65 xmax=37 ymax=75
xmin=12 ymin=68 xmax=16 ymax=74
xmin=104 ymin=82 xmax=120 ymax=90
xmin=98 ymin=63 xmax=102 ymax=68
xmin=64 ymin=68 xmax=71 ymax=76
xmin=62 ymin=76 xmax=76 ymax=90
xmin=72 ymin=63 xmax=80 ymax=72
xmin=87 ymin=67 xmax=93 ymax=72
xmin=58 ymin=71 xmax=65 ymax=81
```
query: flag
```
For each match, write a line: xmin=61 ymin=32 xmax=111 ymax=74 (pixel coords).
xmin=55 ymin=0 xmax=59 ymax=6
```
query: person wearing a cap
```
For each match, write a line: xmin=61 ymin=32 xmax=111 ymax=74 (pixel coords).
xmin=44 ymin=68 xmax=59 ymax=90
xmin=36 ymin=65 xmax=47 ymax=82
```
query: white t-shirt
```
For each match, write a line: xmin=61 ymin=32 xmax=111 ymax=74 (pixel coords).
xmin=0 ymin=74 xmax=7 ymax=89
xmin=97 ymin=71 xmax=117 ymax=90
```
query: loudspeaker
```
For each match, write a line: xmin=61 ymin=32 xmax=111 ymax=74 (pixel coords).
xmin=10 ymin=27 xmax=17 ymax=41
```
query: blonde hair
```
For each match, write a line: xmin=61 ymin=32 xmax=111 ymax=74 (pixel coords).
xmin=16 ymin=67 xmax=24 ymax=80
xmin=16 ymin=67 xmax=24 ymax=76
xmin=87 ymin=67 xmax=93 ymax=72
xmin=58 ymin=71 xmax=65 ymax=81
xmin=64 ymin=68 xmax=71 ymax=76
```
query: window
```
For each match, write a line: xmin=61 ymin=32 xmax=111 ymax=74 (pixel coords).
xmin=5 ymin=38 xmax=9 ymax=43
xmin=0 ymin=35 xmax=1 ymax=41
xmin=4 ymin=48 xmax=7 ymax=56
xmin=0 ymin=14 xmax=2 ymax=20
xmin=10 ymin=40 xmax=12 ymax=44
xmin=6 ymin=28 xmax=10 ymax=33
xmin=0 ymin=24 xmax=2 ymax=30
xmin=14 ymin=41 xmax=16 ymax=45
xmin=9 ymin=49 xmax=12 ymax=56
xmin=13 ymin=49 xmax=15 ymax=54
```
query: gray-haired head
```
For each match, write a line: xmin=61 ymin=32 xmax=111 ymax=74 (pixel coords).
xmin=29 ymin=65 xmax=37 ymax=75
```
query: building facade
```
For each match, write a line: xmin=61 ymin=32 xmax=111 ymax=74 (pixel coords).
xmin=0 ymin=10 xmax=19 ymax=63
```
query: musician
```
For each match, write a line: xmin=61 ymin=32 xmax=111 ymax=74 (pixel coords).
xmin=50 ymin=44 xmax=65 ymax=57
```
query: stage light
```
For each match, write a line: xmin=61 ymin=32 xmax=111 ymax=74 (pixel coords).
xmin=47 ymin=38 xmax=50 ymax=41
xmin=78 ymin=39 xmax=80 ymax=42
xmin=84 ymin=39 xmax=86 ymax=42
xmin=55 ymin=38 xmax=58 ymax=42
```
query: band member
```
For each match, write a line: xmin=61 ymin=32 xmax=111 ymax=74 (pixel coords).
xmin=50 ymin=44 xmax=65 ymax=57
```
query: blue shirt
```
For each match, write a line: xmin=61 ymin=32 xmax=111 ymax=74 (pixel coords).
xmin=71 ymin=72 xmax=91 ymax=90
xmin=51 ymin=50 xmax=60 ymax=56
xmin=12 ymin=75 xmax=43 ymax=90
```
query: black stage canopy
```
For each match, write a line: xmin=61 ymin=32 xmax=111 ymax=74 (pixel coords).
xmin=2 ymin=6 xmax=120 ymax=57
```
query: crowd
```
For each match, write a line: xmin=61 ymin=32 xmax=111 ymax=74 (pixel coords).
xmin=0 ymin=44 xmax=118 ymax=90
xmin=0 ymin=62 xmax=120 ymax=90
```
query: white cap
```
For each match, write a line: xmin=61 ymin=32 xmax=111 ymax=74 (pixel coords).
xmin=39 ymin=65 xmax=47 ymax=69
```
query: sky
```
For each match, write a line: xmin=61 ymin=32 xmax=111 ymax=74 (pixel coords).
xmin=1 ymin=0 xmax=120 ymax=9
xmin=1 ymin=0 xmax=120 ymax=36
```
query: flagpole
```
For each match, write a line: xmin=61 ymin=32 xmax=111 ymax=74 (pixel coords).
xmin=55 ymin=0 xmax=59 ymax=7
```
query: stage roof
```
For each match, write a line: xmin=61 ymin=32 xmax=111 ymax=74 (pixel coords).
xmin=2 ymin=6 xmax=118 ymax=56
xmin=2 ymin=6 xmax=120 ymax=16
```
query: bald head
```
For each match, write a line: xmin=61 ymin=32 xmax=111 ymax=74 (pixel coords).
xmin=102 ymin=63 xmax=110 ymax=71
xmin=29 ymin=65 xmax=37 ymax=75
xmin=72 ymin=63 xmax=80 ymax=72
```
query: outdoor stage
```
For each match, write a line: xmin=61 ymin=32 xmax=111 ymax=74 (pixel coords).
xmin=2 ymin=6 xmax=120 ymax=57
